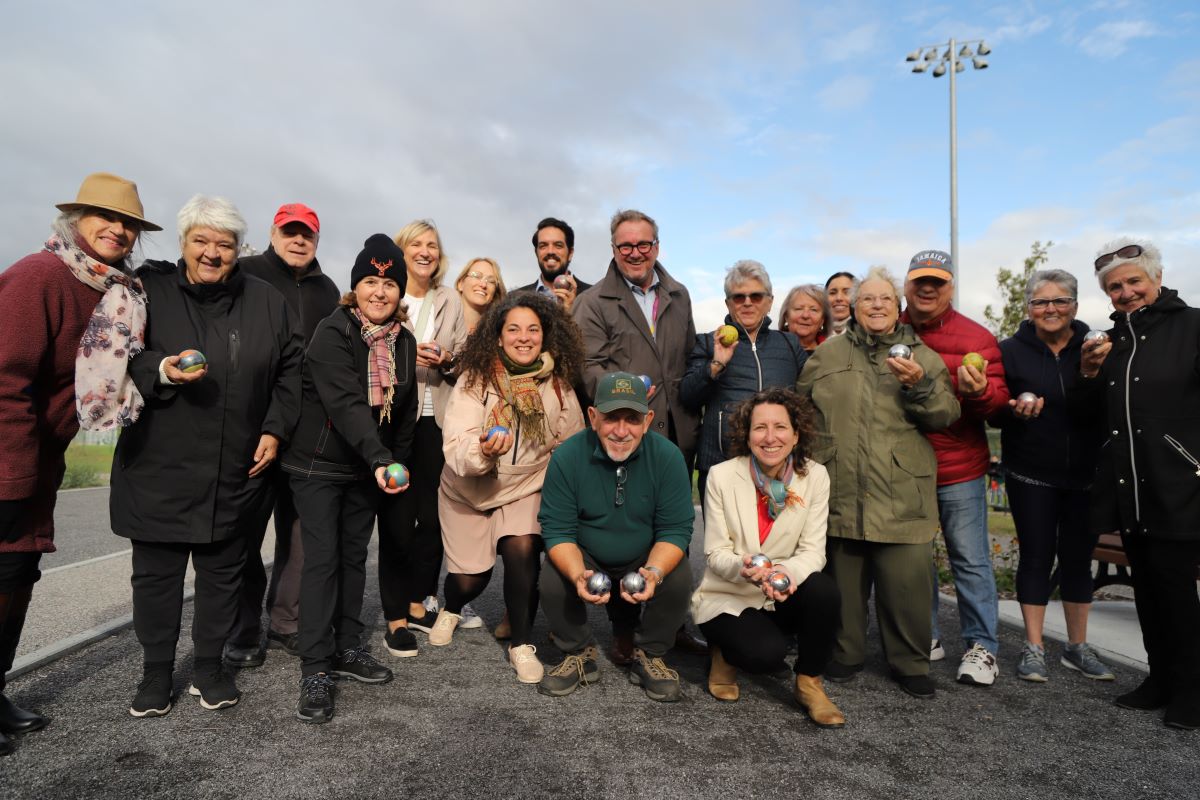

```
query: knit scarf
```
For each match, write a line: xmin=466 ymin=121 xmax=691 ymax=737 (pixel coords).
xmin=749 ymin=454 xmax=803 ymax=520
xmin=49 ymin=234 xmax=149 ymax=430
xmin=351 ymin=308 xmax=401 ymax=424
xmin=488 ymin=351 xmax=555 ymax=447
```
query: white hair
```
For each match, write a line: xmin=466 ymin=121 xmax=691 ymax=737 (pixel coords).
xmin=850 ymin=265 xmax=902 ymax=305
xmin=724 ymin=260 xmax=774 ymax=297
xmin=177 ymin=195 xmax=247 ymax=250
xmin=1095 ymin=236 xmax=1163 ymax=289
xmin=1025 ymin=268 xmax=1079 ymax=305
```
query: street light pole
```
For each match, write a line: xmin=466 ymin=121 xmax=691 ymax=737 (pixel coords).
xmin=906 ymin=38 xmax=990 ymax=309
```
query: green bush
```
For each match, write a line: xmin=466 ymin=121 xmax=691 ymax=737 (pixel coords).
xmin=60 ymin=462 xmax=102 ymax=489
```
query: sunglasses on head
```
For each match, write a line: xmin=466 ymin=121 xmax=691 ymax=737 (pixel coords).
xmin=1094 ymin=245 xmax=1143 ymax=271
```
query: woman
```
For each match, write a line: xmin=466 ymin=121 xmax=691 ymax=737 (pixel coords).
xmin=1076 ymin=238 xmax=1200 ymax=730
xmin=377 ymin=220 xmax=469 ymax=656
xmin=0 ymin=173 xmax=158 ymax=755
xmin=428 ymin=292 xmax=584 ymax=683
xmin=455 ymin=257 xmax=507 ymax=333
xmin=796 ymin=266 xmax=959 ymax=698
xmin=110 ymin=195 xmax=303 ymax=718
xmin=779 ymin=284 xmax=832 ymax=352
xmin=824 ymin=271 xmax=856 ymax=337
xmin=680 ymin=260 xmax=807 ymax=507
xmin=994 ymin=269 xmax=1109 ymax=683
xmin=691 ymin=388 xmax=844 ymax=726
xmin=282 ymin=234 xmax=417 ymax=723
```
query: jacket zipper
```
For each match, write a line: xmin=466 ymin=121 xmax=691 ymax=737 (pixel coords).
xmin=1163 ymin=434 xmax=1200 ymax=477
xmin=1123 ymin=312 xmax=1140 ymax=521
xmin=751 ymin=338 xmax=764 ymax=389
xmin=229 ymin=329 xmax=241 ymax=371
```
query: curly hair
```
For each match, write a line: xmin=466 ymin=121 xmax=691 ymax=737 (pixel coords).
xmin=456 ymin=291 xmax=584 ymax=391
xmin=726 ymin=387 xmax=817 ymax=476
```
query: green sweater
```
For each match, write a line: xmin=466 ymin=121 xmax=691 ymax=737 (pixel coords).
xmin=538 ymin=428 xmax=695 ymax=566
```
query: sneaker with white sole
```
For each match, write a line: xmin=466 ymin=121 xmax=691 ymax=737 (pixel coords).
xmin=1061 ymin=642 xmax=1115 ymax=681
xmin=428 ymin=610 xmax=461 ymax=646
xmin=459 ymin=603 xmax=483 ymax=630
xmin=423 ymin=596 xmax=440 ymax=614
xmin=930 ymin=639 xmax=946 ymax=662
xmin=509 ymin=644 xmax=544 ymax=684
xmin=956 ymin=643 xmax=998 ymax=686
xmin=1016 ymin=642 xmax=1048 ymax=683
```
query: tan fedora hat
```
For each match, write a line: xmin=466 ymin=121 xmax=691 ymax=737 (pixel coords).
xmin=56 ymin=172 xmax=162 ymax=231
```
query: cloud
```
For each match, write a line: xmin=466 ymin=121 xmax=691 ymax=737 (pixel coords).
xmin=1078 ymin=19 xmax=1158 ymax=58
xmin=1098 ymin=115 xmax=1200 ymax=171
xmin=820 ymin=22 xmax=879 ymax=62
xmin=816 ymin=75 xmax=874 ymax=112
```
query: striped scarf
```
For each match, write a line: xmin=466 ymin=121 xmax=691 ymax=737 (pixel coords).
xmin=488 ymin=352 xmax=556 ymax=447
xmin=351 ymin=308 xmax=401 ymax=424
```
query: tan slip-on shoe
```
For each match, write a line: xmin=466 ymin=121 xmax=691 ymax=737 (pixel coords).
xmin=708 ymin=645 xmax=739 ymax=702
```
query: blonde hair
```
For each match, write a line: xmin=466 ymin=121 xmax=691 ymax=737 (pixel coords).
xmin=454 ymin=257 xmax=508 ymax=304
xmin=394 ymin=219 xmax=449 ymax=287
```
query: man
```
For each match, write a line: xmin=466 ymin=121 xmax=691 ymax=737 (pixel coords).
xmin=519 ymin=217 xmax=591 ymax=312
xmin=900 ymin=249 xmax=1009 ymax=686
xmin=536 ymin=373 xmax=695 ymax=702
xmin=225 ymin=203 xmax=340 ymax=668
xmin=825 ymin=271 xmax=856 ymax=336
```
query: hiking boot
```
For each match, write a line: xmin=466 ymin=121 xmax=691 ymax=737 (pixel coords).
xmin=629 ymin=648 xmax=682 ymax=702
xmin=332 ymin=646 xmax=393 ymax=684
xmin=296 ymin=673 xmax=335 ymax=724
xmin=1016 ymin=641 xmax=1048 ymax=683
xmin=129 ymin=662 xmax=174 ymax=718
xmin=956 ymin=643 xmax=998 ymax=686
xmin=1061 ymin=643 xmax=1114 ymax=681
xmin=508 ymin=644 xmax=544 ymax=684
xmin=384 ymin=626 xmax=418 ymax=658
xmin=188 ymin=659 xmax=241 ymax=710
xmin=428 ymin=611 xmax=461 ymax=646
xmin=539 ymin=645 xmax=600 ymax=697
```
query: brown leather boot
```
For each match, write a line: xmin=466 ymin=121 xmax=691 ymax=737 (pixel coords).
xmin=708 ymin=646 xmax=739 ymax=701
xmin=795 ymin=674 xmax=845 ymax=728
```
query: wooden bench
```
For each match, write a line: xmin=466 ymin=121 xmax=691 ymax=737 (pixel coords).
xmin=1092 ymin=533 xmax=1132 ymax=591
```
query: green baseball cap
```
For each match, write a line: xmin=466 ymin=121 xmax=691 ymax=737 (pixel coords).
xmin=593 ymin=371 xmax=649 ymax=414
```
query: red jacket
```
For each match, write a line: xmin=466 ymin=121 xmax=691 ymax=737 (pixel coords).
xmin=899 ymin=307 xmax=1008 ymax=485
xmin=0 ymin=250 xmax=103 ymax=553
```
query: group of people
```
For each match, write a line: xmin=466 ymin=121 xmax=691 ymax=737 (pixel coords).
xmin=0 ymin=172 xmax=1196 ymax=753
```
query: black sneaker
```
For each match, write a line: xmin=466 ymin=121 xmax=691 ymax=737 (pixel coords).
xmin=824 ymin=661 xmax=864 ymax=684
xmin=384 ymin=627 xmax=419 ymax=658
xmin=894 ymin=672 xmax=936 ymax=699
xmin=266 ymin=629 xmax=300 ymax=657
xmin=297 ymin=673 xmax=336 ymax=724
xmin=538 ymin=645 xmax=600 ymax=697
xmin=188 ymin=660 xmax=241 ymax=710
xmin=406 ymin=609 xmax=439 ymax=634
xmin=628 ymin=648 xmax=682 ymax=702
xmin=332 ymin=647 xmax=394 ymax=684
xmin=129 ymin=664 xmax=174 ymax=718
xmin=223 ymin=641 xmax=265 ymax=669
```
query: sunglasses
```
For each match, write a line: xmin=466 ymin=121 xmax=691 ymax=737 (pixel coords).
xmin=1094 ymin=245 xmax=1143 ymax=271
xmin=1028 ymin=297 xmax=1076 ymax=310
xmin=728 ymin=292 xmax=768 ymax=304
xmin=614 ymin=465 xmax=627 ymax=507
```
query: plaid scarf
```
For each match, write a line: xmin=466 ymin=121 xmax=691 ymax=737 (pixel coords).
xmin=749 ymin=454 xmax=803 ymax=520
xmin=48 ymin=234 xmax=148 ymax=430
xmin=487 ymin=352 xmax=556 ymax=447
xmin=351 ymin=308 xmax=401 ymax=424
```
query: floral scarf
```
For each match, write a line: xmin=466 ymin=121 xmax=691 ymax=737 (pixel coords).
xmin=749 ymin=454 xmax=804 ymax=520
xmin=49 ymin=234 xmax=148 ymax=431
xmin=487 ymin=352 xmax=556 ymax=447
xmin=351 ymin=308 xmax=401 ymax=424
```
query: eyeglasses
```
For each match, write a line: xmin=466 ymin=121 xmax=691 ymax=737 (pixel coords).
xmin=467 ymin=270 xmax=498 ymax=286
xmin=856 ymin=294 xmax=897 ymax=307
xmin=728 ymin=292 xmax=769 ymax=304
xmin=613 ymin=240 xmax=657 ymax=256
xmin=1028 ymin=297 xmax=1076 ymax=310
xmin=1094 ymin=245 xmax=1143 ymax=271
xmin=614 ymin=465 xmax=627 ymax=507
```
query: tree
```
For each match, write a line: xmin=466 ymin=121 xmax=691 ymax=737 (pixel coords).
xmin=983 ymin=240 xmax=1052 ymax=339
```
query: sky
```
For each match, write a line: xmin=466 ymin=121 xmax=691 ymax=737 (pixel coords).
xmin=2 ymin=0 xmax=1197 ymax=333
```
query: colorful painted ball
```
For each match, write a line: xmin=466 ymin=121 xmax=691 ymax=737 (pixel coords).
xmin=962 ymin=352 xmax=986 ymax=372
xmin=178 ymin=349 xmax=207 ymax=373
xmin=717 ymin=325 xmax=739 ymax=346
xmin=638 ymin=374 xmax=653 ymax=390
xmin=553 ymin=274 xmax=573 ymax=290
xmin=485 ymin=425 xmax=510 ymax=440
xmin=385 ymin=463 xmax=409 ymax=489
xmin=888 ymin=344 xmax=912 ymax=360
xmin=621 ymin=572 xmax=646 ymax=595
xmin=767 ymin=572 xmax=791 ymax=592
xmin=1017 ymin=392 xmax=1038 ymax=404
xmin=1084 ymin=330 xmax=1109 ymax=343
xmin=586 ymin=572 xmax=612 ymax=596
xmin=427 ymin=342 xmax=442 ymax=356
xmin=749 ymin=553 xmax=773 ymax=570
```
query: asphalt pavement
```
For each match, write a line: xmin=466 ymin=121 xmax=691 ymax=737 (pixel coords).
xmin=3 ymin=496 xmax=1198 ymax=799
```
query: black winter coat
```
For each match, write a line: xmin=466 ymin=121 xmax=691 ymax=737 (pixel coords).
xmin=239 ymin=247 xmax=340 ymax=344
xmin=994 ymin=319 xmax=1102 ymax=489
xmin=1072 ymin=288 xmax=1200 ymax=540
xmin=110 ymin=261 xmax=304 ymax=544
xmin=679 ymin=315 xmax=807 ymax=472
xmin=281 ymin=306 xmax=417 ymax=481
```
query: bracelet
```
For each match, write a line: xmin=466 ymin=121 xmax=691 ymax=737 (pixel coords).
xmin=643 ymin=565 xmax=664 ymax=585
xmin=710 ymin=360 xmax=727 ymax=372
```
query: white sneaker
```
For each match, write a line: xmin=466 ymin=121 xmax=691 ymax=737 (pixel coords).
xmin=428 ymin=610 xmax=461 ymax=647
xmin=459 ymin=603 xmax=484 ymax=630
xmin=930 ymin=639 xmax=945 ymax=662
xmin=422 ymin=595 xmax=440 ymax=614
xmin=509 ymin=644 xmax=544 ymax=684
xmin=956 ymin=643 xmax=998 ymax=686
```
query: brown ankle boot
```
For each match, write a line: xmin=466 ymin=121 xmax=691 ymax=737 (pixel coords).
xmin=708 ymin=646 xmax=739 ymax=701
xmin=795 ymin=674 xmax=845 ymax=728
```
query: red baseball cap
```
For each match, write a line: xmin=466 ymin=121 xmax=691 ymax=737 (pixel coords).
xmin=273 ymin=203 xmax=320 ymax=233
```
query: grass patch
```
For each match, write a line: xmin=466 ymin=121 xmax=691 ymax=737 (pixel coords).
xmin=62 ymin=442 xmax=114 ymax=489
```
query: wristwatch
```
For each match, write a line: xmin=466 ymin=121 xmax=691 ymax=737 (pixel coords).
xmin=710 ymin=359 xmax=727 ymax=372
xmin=643 ymin=565 xmax=664 ymax=585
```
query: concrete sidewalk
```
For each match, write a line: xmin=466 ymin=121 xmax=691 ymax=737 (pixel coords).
xmin=997 ymin=598 xmax=1147 ymax=672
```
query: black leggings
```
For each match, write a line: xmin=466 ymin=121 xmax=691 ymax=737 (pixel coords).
xmin=443 ymin=534 xmax=541 ymax=646
xmin=1007 ymin=478 xmax=1096 ymax=605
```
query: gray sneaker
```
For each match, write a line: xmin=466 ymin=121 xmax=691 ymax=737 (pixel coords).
xmin=1061 ymin=642 xmax=1115 ymax=681
xmin=1016 ymin=642 xmax=1048 ymax=683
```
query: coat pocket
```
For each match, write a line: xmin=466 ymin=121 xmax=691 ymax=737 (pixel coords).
xmin=890 ymin=445 xmax=934 ymax=521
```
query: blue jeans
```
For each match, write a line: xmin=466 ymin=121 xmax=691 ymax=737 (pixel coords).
xmin=930 ymin=476 xmax=999 ymax=654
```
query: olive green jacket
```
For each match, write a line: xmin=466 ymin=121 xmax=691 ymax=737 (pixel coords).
xmin=796 ymin=323 xmax=960 ymax=543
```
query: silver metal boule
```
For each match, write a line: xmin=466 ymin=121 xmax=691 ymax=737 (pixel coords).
xmin=767 ymin=572 xmax=791 ymax=592
xmin=621 ymin=572 xmax=646 ymax=595
xmin=553 ymin=274 xmax=573 ymax=290
xmin=586 ymin=572 xmax=612 ymax=596
xmin=1084 ymin=330 xmax=1108 ymax=343
xmin=888 ymin=344 xmax=912 ymax=360
xmin=749 ymin=553 xmax=772 ymax=569
xmin=1017 ymin=392 xmax=1037 ymax=404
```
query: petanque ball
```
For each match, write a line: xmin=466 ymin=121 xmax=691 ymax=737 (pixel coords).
xmin=485 ymin=425 xmax=510 ymax=440
xmin=621 ymin=572 xmax=646 ymax=595
xmin=749 ymin=553 xmax=773 ymax=570
xmin=586 ymin=572 xmax=612 ymax=596
xmin=178 ymin=349 xmax=207 ymax=373
xmin=385 ymin=463 xmax=409 ymax=489
xmin=888 ymin=344 xmax=912 ymax=360
xmin=767 ymin=572 xmax=791 ymax=592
